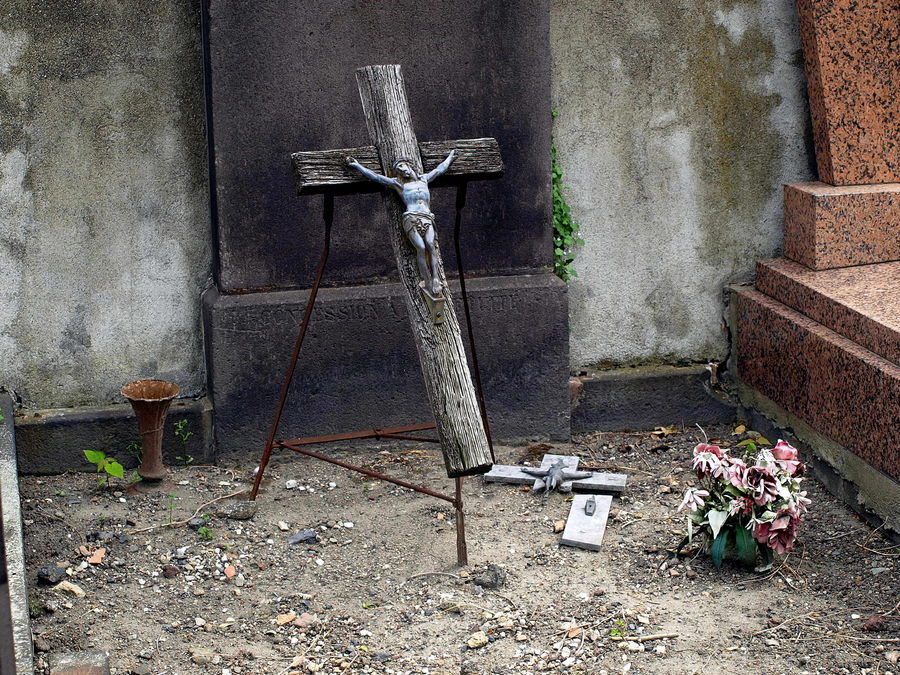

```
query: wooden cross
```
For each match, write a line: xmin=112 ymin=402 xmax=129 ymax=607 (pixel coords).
xmin=290 ymin=65 xmax=502 ymax=478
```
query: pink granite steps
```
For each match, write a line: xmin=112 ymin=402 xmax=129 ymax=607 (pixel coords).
xmin=735 ymin=288 xmax=900 ymax=482
xmin=783 ymin=182 xmax=900 ymax=270
xmin=755 ymin=258 xmax=900 ymax=366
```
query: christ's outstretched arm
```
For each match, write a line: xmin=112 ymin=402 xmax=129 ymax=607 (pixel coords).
xmin=347 ymin=157 xmax=402 ymax=190
xmin=423 ymin=149 xmax=456 ymax=183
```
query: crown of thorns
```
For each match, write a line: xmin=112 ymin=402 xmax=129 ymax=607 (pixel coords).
xmin=392 ymin=158 xmax=415 ymax=171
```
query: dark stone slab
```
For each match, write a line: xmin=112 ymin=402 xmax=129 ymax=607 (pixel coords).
xmin=203 ymin=274 xmax=569 ymax=458
xmin=15 ymin=398 xmax=214 ymax=475
xmin=208 ymin=0 xmax=551 ymax=292
xmin=570 ymin=366 xmax=736 ymax=433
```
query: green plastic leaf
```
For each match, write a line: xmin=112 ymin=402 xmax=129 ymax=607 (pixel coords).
xmin=83 ymin=449 xmax=106 ymax=465
xmin=710 ymin=530 xmax=730 ymax=568
xmin=736 ymin=440 xmax=758 ymax=454
xmin=104 ymin=460 xmax=125 ymax=479
xmin=735 ymin=526 xmax=757 ymax=569
xmin=707 ymin=509 xmax=729 ymax=541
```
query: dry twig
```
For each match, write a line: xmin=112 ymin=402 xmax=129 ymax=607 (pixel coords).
xmin=128 ymin=489 xmax=245 ymax=534
xmin=609 ymin=633 xmax=679 ymax=643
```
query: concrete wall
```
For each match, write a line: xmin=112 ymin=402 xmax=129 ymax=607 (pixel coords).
xmin=552 ymin=0 xmax=815 ymax=368
xmin=0 ymin=1 xmax=211 ymax=409
xmin=0 ymin=0 xmax=815 ymax=413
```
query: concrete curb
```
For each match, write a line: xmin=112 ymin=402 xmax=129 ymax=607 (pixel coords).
xmin=570 ymin=365 xmax=737 ymax=433
xmin=0 ymin=393 xmax=35 ymax=674
xmin=15 ymin=397 xmax=214 ymax=475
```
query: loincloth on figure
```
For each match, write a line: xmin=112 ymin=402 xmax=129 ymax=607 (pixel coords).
xmin=402 ymin=211 xmax=435 ymax=238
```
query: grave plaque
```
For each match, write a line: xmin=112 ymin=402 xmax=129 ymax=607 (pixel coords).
xmin=203 ymin=1 xmax=568 ymax=455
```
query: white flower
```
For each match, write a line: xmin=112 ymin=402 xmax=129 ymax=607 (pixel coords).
xmin=679 ymin=488 xmax=710 ymax=513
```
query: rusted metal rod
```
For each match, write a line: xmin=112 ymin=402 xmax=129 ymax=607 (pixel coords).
xmin=374 ymin=433 xmax=441 ymax=443
xmin=279 ymin=422 xmax=437 ymax=447
xmin=249 ymin=194 xmax=334 ymax=501
xmin=248 ymin=180 xmax=492 ymax=567
xmin=453 ymin=181 xmax=495 ymax=463
xmin=455 ymin=477 xmax=467 ymax=566
xmin=277 ymin=441 xmax=457 ymax=505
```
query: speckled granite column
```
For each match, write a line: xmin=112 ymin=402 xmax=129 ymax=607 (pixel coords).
xmin=736 ymin=288 xmax=900 ymax=481
xmin=796 ymin=0 xmax=900 ymax=185
xmin=784 ymin=182 xmax=900 ymax=269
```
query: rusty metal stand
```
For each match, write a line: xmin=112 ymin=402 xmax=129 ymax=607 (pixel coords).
xmin=249 ymin=186 xmax=491 ymax=567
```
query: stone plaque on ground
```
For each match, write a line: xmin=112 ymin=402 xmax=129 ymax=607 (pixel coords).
xmin=203 ymin=1 xmax=568 ymax=453
xmin=482 ymin=453 xmax=626 ymax=494
xmin=560 ymin=494 xmax=613 ymax=551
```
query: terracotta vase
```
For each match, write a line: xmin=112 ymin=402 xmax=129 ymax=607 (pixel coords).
xmin=121 ymin=379 xmax=180 ymax=482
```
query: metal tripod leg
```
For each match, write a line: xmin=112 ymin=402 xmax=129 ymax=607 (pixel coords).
xmin=249 ymin=194 xmax=334 ymax=500
xmin=453 ymin=181 xmax=495 ymax=463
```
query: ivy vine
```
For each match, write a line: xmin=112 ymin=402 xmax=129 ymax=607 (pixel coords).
xmin=551 ymin=139 xmax=583 ymax=282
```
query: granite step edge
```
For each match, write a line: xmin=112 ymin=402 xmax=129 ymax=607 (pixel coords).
xmin=755 ymin=258 xmax=900 ymax=366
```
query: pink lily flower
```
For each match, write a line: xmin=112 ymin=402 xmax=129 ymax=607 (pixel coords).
xmin=694 ymin=442 xmax=724 ymax=459
xmin=772 ymin=439 xmax=803 ymax=475
xmin=745 ymin=466 xmax=779 ymax=505
xmin=692 ymin=452 xmax=726 ymax=479
xmin=678 ymin=488 xmax=710 ymax=512
xmin=753 ymin=507 xmax=801 ymax=555
xmin=725 ymin=456 xmax=748 ymax=488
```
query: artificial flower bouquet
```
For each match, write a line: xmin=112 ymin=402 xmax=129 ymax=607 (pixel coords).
xmin=678 ymin=437 xmax=810 ymax=570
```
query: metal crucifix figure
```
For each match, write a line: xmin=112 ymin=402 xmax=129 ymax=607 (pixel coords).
xmin=347 ymin=150 xmax=456 ymax=321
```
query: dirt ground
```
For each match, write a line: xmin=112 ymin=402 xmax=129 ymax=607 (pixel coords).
xmin=19 ymin=424 xmax=900 ymax=675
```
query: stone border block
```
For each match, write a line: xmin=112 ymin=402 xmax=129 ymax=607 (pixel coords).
xmin=49 ymin=650 xmax=110 ymax=675
xmin=15 ymin=398 xmax=214 ymax=475
xmin=0 ymin=393 xmax=35 ymax=674
xmin=570 ymin=365 xmax=736 ymax=433
xmin=783 ymin=182 xmax=900 ymax=270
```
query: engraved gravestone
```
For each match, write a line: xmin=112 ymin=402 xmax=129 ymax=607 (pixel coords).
xmin=202 ymin=1 xmax=568 ymax=454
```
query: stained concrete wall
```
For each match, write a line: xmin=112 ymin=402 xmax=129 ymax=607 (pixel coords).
xmin=552 ymin=0 xmax=815 ymax=368
xmin=1 ymin=1 xmax=813 ymax=413
xmin=0 ymin=1 xmax=211 ymax=409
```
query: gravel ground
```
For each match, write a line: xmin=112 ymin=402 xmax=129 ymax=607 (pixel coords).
xmin=19 ymin=424 xmax=900 ymax=674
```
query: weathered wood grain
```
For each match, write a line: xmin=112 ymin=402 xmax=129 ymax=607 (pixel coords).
xmin=291 ymin=137 xmax=502 ymax=194
xmin=355 ymin=64 xmax=492 ymax=477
